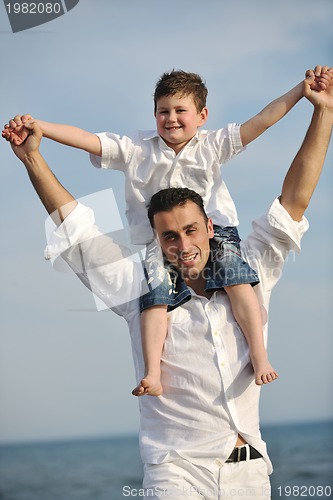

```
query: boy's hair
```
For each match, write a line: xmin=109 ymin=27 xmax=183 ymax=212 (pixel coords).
xmin=147 ymin=188 xmax=208 ymax=228
xmin=154 ymin=70 xmax=208 ymax=113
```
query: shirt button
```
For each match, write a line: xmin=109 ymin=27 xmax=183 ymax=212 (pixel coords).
xmin=220 ymin=362 xmax=225 ymax=367
xmin=213 ymin=331 xmax=219 ymax=337
xmin=215 ymin=459 xmax=222 ymax=467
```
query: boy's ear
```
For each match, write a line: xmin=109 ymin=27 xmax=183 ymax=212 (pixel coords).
xmin=198 ymin=107 xmax=208 ymax=126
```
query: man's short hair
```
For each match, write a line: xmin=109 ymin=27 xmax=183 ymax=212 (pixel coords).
xmin=147 ymin=188 xmax=209 ymax=228
xmin=154 ymin=70 xmax=208 ymax=113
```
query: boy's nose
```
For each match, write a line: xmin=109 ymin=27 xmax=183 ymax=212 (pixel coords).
xmin=167 ymin=111 xmax=177 ymax=122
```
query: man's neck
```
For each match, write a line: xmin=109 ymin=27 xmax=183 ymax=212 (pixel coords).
xmin=185 ymin=275 xmax=212 ymax=300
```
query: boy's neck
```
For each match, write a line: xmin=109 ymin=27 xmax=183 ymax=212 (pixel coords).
xmin=161 ymin=135 xmax=196 ymax=155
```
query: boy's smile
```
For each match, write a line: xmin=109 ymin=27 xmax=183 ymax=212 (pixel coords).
xmin=155 ymin=94 xmax=208 ymax=154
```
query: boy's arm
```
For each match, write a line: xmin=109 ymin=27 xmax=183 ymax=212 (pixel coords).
xmin=240 ymin=65 xmax=333 ymax=147
xmin=2 ymin=114 xmax=101 ymax=156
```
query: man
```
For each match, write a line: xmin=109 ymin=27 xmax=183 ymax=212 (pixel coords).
xmin=5 ymin=68 xmax=333 ymax=499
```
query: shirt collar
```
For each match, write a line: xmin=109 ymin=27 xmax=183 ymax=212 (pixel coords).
xmin=142 ymin=130 xmax=201 ymax=144
xmin=142 ymin=130 xmax=160 ymax=141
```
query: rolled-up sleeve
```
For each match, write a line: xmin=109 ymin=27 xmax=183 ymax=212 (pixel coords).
xmin=44 ymin=203 xmax=142 ymax=317
xmin=242 ymin=197 xmax=309 ymax=292
xmin=89 ymin=132 xmax=133 ymax=171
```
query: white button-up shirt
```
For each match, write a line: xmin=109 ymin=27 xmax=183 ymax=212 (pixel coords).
xmin=89 ymin=125 xmax=244 ymax=244
xmin=45 ymin=198 xmax=309 ymax=475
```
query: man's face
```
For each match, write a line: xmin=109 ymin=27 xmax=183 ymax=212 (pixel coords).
xmin=153 ymin=201 xmax=214 ymax=281
xmin=155 ymin=94 xmax=208 ymax=155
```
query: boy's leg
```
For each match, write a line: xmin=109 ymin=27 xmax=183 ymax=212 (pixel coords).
xmin=132 ymin=305 xmax=167 ymax=397
xmin=209 ymin=225 xmax=278 ymax=386
xmin=224 ymin=284 xmax=278 ymax=385
xmin=135 ymin=238 xmax=192 ymax=397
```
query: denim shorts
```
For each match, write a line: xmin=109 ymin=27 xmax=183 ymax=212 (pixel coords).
xmin=139 ymin=225 xmax=259 ymax=312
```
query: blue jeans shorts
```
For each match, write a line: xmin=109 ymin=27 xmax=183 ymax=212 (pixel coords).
xmin=139 ymin=225 xmax=259 ymax=312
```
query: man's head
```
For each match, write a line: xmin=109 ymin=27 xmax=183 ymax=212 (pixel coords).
xmin=148 ymin=188 xmax=214 ymax=282
xmin=153 ymin=71 xmax=208 ymax=154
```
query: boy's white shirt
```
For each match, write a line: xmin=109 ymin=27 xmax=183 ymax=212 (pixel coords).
xmin=89 ymin=124 xmax=244 ymax=244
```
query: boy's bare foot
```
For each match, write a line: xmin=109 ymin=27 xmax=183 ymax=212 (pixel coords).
xmin=132 ymin=376 xmax=163 ymax=397
xmin=251 ymin=356 xmax=279 ymax=385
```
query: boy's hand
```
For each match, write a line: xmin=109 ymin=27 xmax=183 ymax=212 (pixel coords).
xmin=2 ymin=114 xmax=34 ymax=145
xmin=310 ymin=65 xmax=333 ymax=92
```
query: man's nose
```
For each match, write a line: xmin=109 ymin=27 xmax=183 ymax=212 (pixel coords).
xmin=178 ymin=235 xmax=190 ymax=253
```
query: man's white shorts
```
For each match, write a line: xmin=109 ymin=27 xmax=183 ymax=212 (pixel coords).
xmin=143 ymin=454 xmax=271 ymax=499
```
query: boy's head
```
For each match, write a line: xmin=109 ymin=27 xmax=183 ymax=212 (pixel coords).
xmin=154 ymin=70 xmax=208 ymax=114
xmin=154 ymin=71 xmax=208 ymax=154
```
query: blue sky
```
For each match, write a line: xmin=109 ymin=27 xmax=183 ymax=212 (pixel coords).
xmin=0 ymin=0 xmax=332 ymax=444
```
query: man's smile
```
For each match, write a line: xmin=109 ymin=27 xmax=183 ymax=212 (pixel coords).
xmin=178 ymin=251 xmax=199 ymax=266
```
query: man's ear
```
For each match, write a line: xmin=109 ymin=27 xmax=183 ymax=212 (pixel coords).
xmin=207 ymin=218 xmax=214 ymax=238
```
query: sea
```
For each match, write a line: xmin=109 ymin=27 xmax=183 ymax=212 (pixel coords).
xmin=0 ymin=420 xmax=332 ymax=500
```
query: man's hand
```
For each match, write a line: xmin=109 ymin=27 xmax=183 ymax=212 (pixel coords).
xmin=2 ymin=114 xmax=34 ymax=146
xmin=7 ymin=119 xmax=43 ymax=163
xmin=304 ymin=67 xmax=333 ymax=109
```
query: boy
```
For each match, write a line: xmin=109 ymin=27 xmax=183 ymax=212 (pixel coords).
xmin=4 ymin=67 xmax=331 ymax=396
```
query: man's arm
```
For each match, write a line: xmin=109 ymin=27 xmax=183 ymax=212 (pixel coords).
xmin=6 ymin=119 xmax=142 ymax=314
xmin=280 ymin=70 xmax=333 ymax=221
xmin=2 ymin=114 xmax=101 ymax=156
xmin=240 ymin=66 xmax=333 ymax=147
xmin=9 ymin=120 xmax=78 ymax=224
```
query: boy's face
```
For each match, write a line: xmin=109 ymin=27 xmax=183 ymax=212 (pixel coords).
xmin=153 ymin=200 xmax=214 ymax=283
xmin=155 ymin=94 xmax=208 ymax=154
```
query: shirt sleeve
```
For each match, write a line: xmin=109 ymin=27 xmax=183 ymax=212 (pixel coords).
xmin=44 ymin=203 xmax=143 ymax=317
xmin=89 ymin=132 xmax=135 ymax=171
xmin=242 ymin=197 xmax=309 ymax=292
xmin=214 ymin=123 xmax=246 ymax=165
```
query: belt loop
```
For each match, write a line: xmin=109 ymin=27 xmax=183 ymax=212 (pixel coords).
xmin=237 ymin=447 xmax=241 ymax=462
xmin=245 ymin=444 xmax=250 ymax=461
